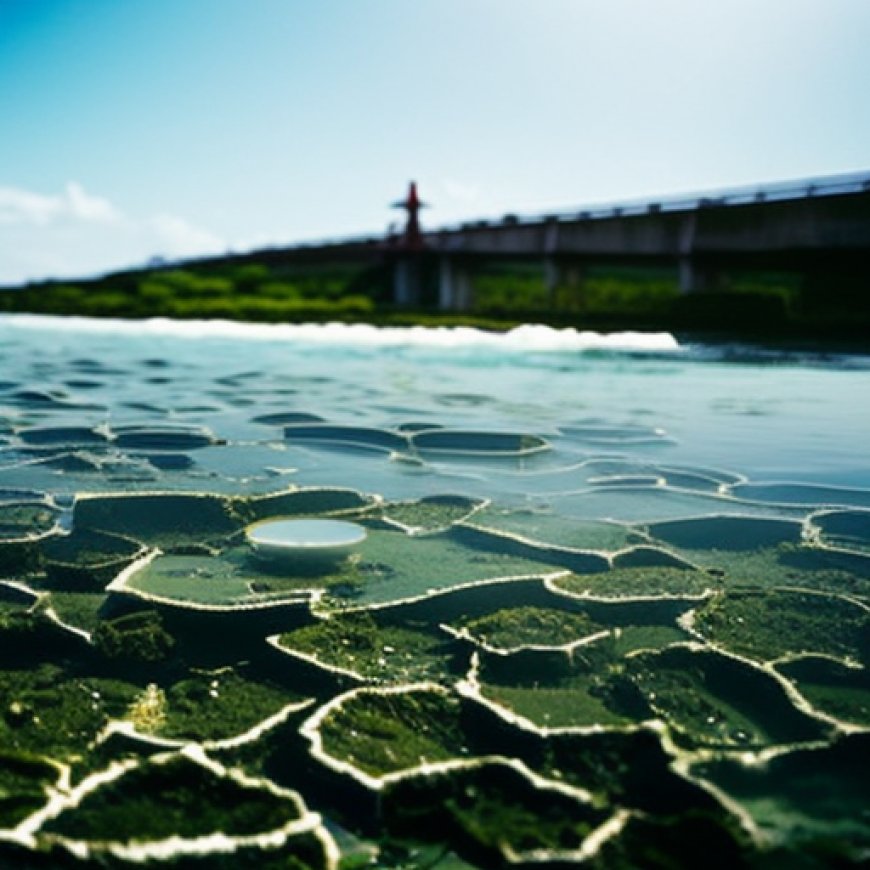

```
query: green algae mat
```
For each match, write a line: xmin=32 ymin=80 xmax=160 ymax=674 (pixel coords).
xmin=1 ymin=315 xmax=869 ymax=867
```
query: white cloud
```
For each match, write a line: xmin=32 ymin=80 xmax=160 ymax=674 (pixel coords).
xmin=0 ymin=182 xmax=225 ymax=285
xmin=0 ymin=187 xmax=60 ymax=225
xmin=0 ymin=181 xmax=122 ymax=225
xmin=148 ymin=214 xmax=224 ymax=258
xmin=64 ymin=182 xmax=122 ymax=223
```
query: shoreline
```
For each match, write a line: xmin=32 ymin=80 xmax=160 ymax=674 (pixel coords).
xmin=2 ymin=309 xmax=869 ymax=357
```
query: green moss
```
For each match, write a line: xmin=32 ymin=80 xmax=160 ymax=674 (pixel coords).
xmin=777 ymin=657 xmax=870 ymax=727
xmin=319 ymin=690 xmax=469 ymax=777
xmin=456 ymin=606 xmax=601 ymax=649
xmin=40 ymin=529 xmax=143 ymax=590
xmin=0 ymin=503 xmax=58 ymax=539
xmin=382 ymin=496 xmax=481 ymax=533
xmin=124 ymin=546 xmax=355 ymax=607
xmin=239 ymin=487 xmax=375 ymax=524
xmin=162 ymin=669 xmax=300 ymax=741
xmin=44 ymin=755 xmax=300 ymax=841
xmin=0 ymin=664 xmax=139 ymax=761
xmin=46 ymin=591 xmax=107 ymax=633
xmin=475 ymin=640 xmax=644 ymax=729
xmin=280 ymin=611 xmax=455 ymax=683
xmin=328 ymin=527 xmax=562 ymax=606
xmin=0 ymin=503 xmax=59 ymax=577
xmin=593 ymin=809 xmax=752 ymax=870
xmin=469 ymin=508 xmax=637 ymax=553
xmin=539 ymin=729 xmax=721 ymax=815
xmin=72 ymin=493 xmax=241 ymax=550
xmin=0 ymin=749 xmax=57 ymax=828
xmin=694 ymin=734 xmax=870 ymax=859
xmin=554 ymin=566 xmax=718 ymax=599
xmin=481 ymin=679 xmax=634 ymax=729
xmin=383 ymin=762 xmax=606 ymax=863
xmin=92 ymin=611 xmax=175 ymax=664
xmin=695 ymin=590 xmax=870 ymax=663
xmin=626 ymin=647 xmax=827 ymax=750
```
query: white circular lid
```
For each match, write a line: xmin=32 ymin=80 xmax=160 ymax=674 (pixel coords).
xmin=246 ymin=518 xmax=367 ymax=551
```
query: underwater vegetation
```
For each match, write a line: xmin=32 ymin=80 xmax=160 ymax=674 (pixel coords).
xmin=0 ymin=322 xmax=869 ymax=867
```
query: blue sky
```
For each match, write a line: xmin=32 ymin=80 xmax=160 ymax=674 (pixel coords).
xmin=1 ymin=0 xmax=869 ymax=285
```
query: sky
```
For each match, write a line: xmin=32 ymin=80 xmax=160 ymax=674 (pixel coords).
xmin=1 ymin=0 xmax=869 ymax=286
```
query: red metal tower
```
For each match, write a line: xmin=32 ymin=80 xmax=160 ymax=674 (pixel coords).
xmin=392 ymin=181 xmax=427 ymax=249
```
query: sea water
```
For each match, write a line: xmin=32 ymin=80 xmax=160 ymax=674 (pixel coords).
xmin=0 ymin=313 xmax=868 ymax=866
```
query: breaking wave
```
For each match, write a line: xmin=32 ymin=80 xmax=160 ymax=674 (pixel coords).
xmin=0 ymin=314 xmax=681 ymax=354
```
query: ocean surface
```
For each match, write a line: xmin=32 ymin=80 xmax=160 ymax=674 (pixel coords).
xmin=1 ymin=313 xmax=869 ymax=867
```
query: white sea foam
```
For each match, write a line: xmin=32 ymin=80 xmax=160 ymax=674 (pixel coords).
xmin=0 ymin=314 xmax=681 ymax=353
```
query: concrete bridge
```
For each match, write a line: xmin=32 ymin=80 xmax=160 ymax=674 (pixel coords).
xmin=386 ymin=170 xmax=870 ymax=310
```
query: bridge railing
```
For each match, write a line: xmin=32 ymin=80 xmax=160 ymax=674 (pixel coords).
xmin=426 ymin=169 xmax=870 ymax=234
xmin=184 ymin=169 xmax=870 ymax=266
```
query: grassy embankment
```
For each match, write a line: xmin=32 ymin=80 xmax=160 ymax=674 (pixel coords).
xmin=0 ymin=256 xmax=866 ymax=341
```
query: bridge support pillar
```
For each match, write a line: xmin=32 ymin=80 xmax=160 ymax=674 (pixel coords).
xmin=543 ymin=258 xmax=586 ymax=309
xmin=393 ymin=258 xmax=422 ymax=307
xmin=679 ymin=257 xmax=718 ymax=294
xmin=544 ymin=257 xmax=560 ymax=307
xmin=438 ymin=256 xmax=473 ymax=311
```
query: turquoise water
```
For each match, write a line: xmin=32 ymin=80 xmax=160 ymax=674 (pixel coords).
xmin=1 ymin=314 xmax=869 ymax=867
xmin=1 ymin=315 xmax=868 ymax=492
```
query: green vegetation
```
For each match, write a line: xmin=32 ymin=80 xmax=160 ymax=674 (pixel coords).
xmin=475 ymin=638 xmax=643 ymax=729
xmin=456 ymin=605 xmax=601 ymax=649
xmin=383 ymin=761 xmax=607 ymax=863
xmin=40 ymin=528 xmax=143 ymax=590
xmin=480 ymin=675 xmax=635 ymax=729
xmin=73 ymin=492 xmax=242 ymax=550
xmin=777 ymin=657 xmax=870 ymax=727
xmin=0 ymin=663 xmax=139 ymax=761
xmin=468 ymin=509 xmax=637 ymax=553
xmin=0 ymin=749 xmax=57 ymax=828
xmin=124 ymin=546 xmax=355 ymax=606
xmin=46 ymin=591 xmax=107 ymax=633
xmin=695 ymin=590 xmax=870 ymax=663
xmin=162 ymin=669 xmax=301 ymax=741
xmin=280 ymin=611 xmax=455 ymax=683
xmin=626 ymin=647 xmax=827 ymax=750
xmin=538 ymin=729 xmax=723 ymax=815
xmin=0 ymin=262 xmax=377 ymax=324
xmin=554 ymin=566 xmax=719 ymax=599
xmin=44 ymin=755 xmax=301 ymax=841
xmin=92 ymin=611 xmax=175 ymax=663
xmin=0 ymin=503 xmax=59 ymax=539
xmin=318 ymin=689 xmax=469 ymax=777
xmin=2 ymin=255 xmax=860 ymax=339
xmin=289 ymin=526 xmax=564 ymax=606
xmin=695 ymin=734 xmax=870 ymax=862
xmin=0 ymin=504 xmax=58 ymax=576
xmin=381 ymin=496 xmax=482 ymax=533
xmin=241 ymin=487 xmax=375 ymax=524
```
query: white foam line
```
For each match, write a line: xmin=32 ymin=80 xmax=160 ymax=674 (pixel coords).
xmin=0 ymin=314 xmax=681 ymax=353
